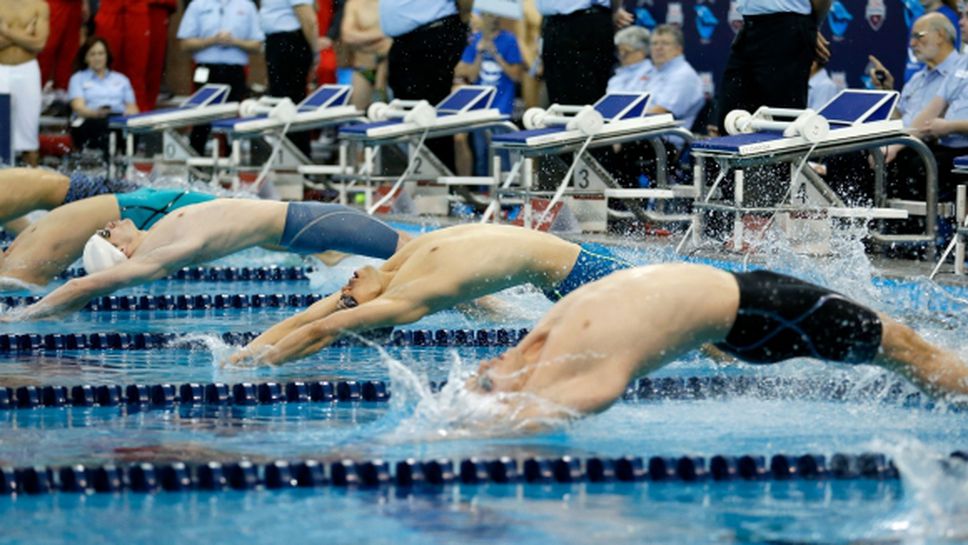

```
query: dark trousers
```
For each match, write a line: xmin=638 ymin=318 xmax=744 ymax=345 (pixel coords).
xmin=265 ymin=29 xmax=313 ymax=157
xmin=387 ymin=14 xmax=467 ymax=172
xmin=190 ymin=63 xmax=247 ymax=154
xmin=541 ymin=7 xmax=614 ymax=106
xmin=70 ymin=117 xmax=111 ymax=159
xmin=715 ymin=12 xmax=816 ymax=132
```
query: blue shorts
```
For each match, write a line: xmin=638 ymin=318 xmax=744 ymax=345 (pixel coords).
xmin=280 ymin=202 xmax=399 ymax=259
xmin=64 ymin=172 xmax=139 ymax=203
xmin=542 ymin=242 xmax=633 ymax=301
xmin=115 ymin=188 xmax=216 ymax=229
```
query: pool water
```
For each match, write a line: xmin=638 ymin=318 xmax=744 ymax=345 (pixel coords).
xmin=1 ymin=231 xmax=967 ymax=544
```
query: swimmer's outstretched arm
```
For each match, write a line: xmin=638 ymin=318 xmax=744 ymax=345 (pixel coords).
xmin=4 ymin=244 xmax=194 ymax=320
xmin=230 ymin=292 xmax=343 ymax=363
xmin=253 ymin=297 xmax=429 ymax=366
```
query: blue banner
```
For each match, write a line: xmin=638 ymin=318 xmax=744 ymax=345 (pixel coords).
xmin=0 ymin=94 xmax=11 ymax=166
xmin=625 ymin=0 xmax=909 ymax=99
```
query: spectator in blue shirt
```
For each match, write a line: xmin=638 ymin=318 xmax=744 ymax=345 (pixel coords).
xmin=177 ymin=0 xmax=264 ymax=154
xmin=806 ymin=60 xmax=838 ymax=111
xmin=453 ymin=12 xmax=524 ymax=176
xmin=67 ymin=36 xmax=138 ymax=159
xmin=642 ymin=24 xmax=704 ymax=131
xmin=904 ymin=0 xmax=962 ymax=81
xmin=606 ymin=25 xmax=652 ymax=93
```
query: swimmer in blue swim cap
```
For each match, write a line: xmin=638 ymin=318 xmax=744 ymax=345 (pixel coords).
xmin=6 ymin=200 xmax=408 ymax=320
xmin=465 ymin=263 xmax=968 ymax=430
xmin=232 ymin=223 xmax=636 ymax=366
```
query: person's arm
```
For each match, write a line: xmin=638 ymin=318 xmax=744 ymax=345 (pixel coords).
xmin=0 ymin=4 xmax=50 ymax=53
xmin=252 ymin=296 xmax=430 ymax=366
xmin=910 ymin=95 xmax=949 ymax=138
xmin=293 ymin=3 xmax=320 ymax=55
xmin=217 ymin=32 xmax=262 ymax=54
xmin=6 ymin=257 xmax=171 ymax=320
xmin=180 ymin=34 xmax=219 ymax=53
xmin=232 ymin=291 xmax=343 ymax=360
xmin=811 ymin=0 xmax=832 ymax=22
xmin=921 ymin=117 xmax=968 ymax=139
xmin=611 ymin=0 xmax=633 ymax=28
xmin=70 ymin=97 xmax=111 ymax=119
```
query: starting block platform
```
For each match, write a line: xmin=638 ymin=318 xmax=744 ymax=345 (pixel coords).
xmin=687 ymin=89 xmax=941 ymax=256
xmin=488 ymin=92 xmax=696 ymax=231
xmin=108 ymin=84 xmax=238 ymax=178
xmin=207 ymin=85 xmax=362 ymax=188
xmin=955 ymin=155 xmax=968 ymax=173
xmin=331 ymin=86 xmax=518 ymax=213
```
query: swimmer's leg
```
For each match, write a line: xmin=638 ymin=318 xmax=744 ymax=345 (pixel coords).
xmin=0 ymin=194 xmax=121 ymax=286
xmin=873 ymin=313 xmax=968 ymax=398
xmin=0 ymin=168 xmax=70 ymax=224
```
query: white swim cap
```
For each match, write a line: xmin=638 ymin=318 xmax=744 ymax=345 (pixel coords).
xmin=83 ymin=234 xmax=128 ymax=274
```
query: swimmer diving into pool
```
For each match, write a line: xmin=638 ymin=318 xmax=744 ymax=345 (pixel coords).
xmin=466 ymin=263 xmax=968 ymax=429
xmin=0 ymin=167 xmax=139 ymax=234
xmin=5 ymin=199 xmax=408 ymax=320
xmin=0 ymin=173 xmax=214 ymax=288
xmin=230 ymin=223 xmax=632 ymax=366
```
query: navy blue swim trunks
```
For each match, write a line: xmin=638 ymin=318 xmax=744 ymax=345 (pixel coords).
xmin=64 ymin=172 xmax=139 ymax=203
xmin=715 ymin=270 xmax=883 ymax=365
xmin=542 ymin=242 xmax=633 ymax=301
xmin=280 ymin=202 xmax=399 ymax=259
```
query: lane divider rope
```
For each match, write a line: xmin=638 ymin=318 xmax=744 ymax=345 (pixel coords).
xmin=0 ymin=328 xmax=530 ymax=353
xmin=0 ymin=376 xmax=942 ymax=411
xmin=3 ymin=451 xmax=965 ymax=495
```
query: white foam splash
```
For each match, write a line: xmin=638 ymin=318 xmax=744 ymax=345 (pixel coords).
xmin=865 ymin=438 xmax=968 ymax=541
xmin=0 ymin=276 xmax=41 ymax=293
xmin=169 ymin=333 xmax=237 ymax=365
xmin=378 ymin=349 xmax=576 ymax=442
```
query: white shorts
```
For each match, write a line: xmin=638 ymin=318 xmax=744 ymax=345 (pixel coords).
xmin=0 ymin=59 xmax=41 ymax=152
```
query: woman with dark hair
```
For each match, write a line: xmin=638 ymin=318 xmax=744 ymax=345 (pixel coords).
xmin=66 ymin=36 xmax=138 ymax=158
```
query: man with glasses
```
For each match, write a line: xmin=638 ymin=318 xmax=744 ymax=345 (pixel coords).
xmin=606 ymin=25 xmax=651 ymax=93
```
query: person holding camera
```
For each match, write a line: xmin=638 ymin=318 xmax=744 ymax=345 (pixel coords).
xmin=67 ymin=36 xmax=138 ymax=159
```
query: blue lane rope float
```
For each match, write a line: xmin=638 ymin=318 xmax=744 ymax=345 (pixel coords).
xmin=59 ymin=265 xmax=314 ymax=282
xmin=3 ymin=451 xmax=966 ymax=495
xmin=0 ymin=328 xmax=532 ymax=353
xmin=0 ymin=379 xmax=390 ymax=410
xmin=1 ymin=292 xmax=327 ymax=312
xmin=0 ymin=375 xmax=942 ymax=412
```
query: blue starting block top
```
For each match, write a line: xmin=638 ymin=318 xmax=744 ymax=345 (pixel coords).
xmin=692 ymin=89 xmax=900 ymax=154
xmin=210 ymin=85 xmax=353 ymax=131
xmin=339 ymin=86 xmax=497 ymax=137
xmin=110 ymin=83 xmax=232 ymax=126
xmin=954 ymin=155 xmax=968 ymax=170
xmin=492 ymin=92 xmax=653 ymax=145
xmin=296 ymin=84 xmax=351 ymax=112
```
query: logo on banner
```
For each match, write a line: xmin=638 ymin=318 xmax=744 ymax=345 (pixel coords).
xmin=902 ymin=0 xmax=924 ymax=28
xmin=865 ymin=0 xmax=886 ymax=31
xmin=635 ymin=7 xmax=657 ymax=29
xmin=666 ymin=2 xmax=684 ymax=27
xmin=728 ymin=1 xmax=743 ymax=33
xmin=695 ymin=5 xmax=719 ymax=44
xmin=827 ymin=1 xmax=853 ymax=41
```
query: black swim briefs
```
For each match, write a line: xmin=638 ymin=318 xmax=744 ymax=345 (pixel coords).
xmin=714 ymin=270 xmax=883 ymax=365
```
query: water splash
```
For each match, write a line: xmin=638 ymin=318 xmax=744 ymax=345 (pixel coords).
xmin=865 ymin=438 xmax=968 ymax=542
xmin=381 ymin=349 xmax=576 ymax=442
xmin=0 ymin=275 xmax=42 ymax=293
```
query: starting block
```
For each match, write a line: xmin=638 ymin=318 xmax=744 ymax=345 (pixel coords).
xmin=336 ymin=85 xmax=518 ymax=213
xmin=489 ymin=92 xmax=695 ymax=231
xmin=209 ymin=85 xmax=360 ymax=191
xmin=108 ymin=84 xmax=237 ymax=178
xmin=688 ymin=89 xmax=941 ymax=256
